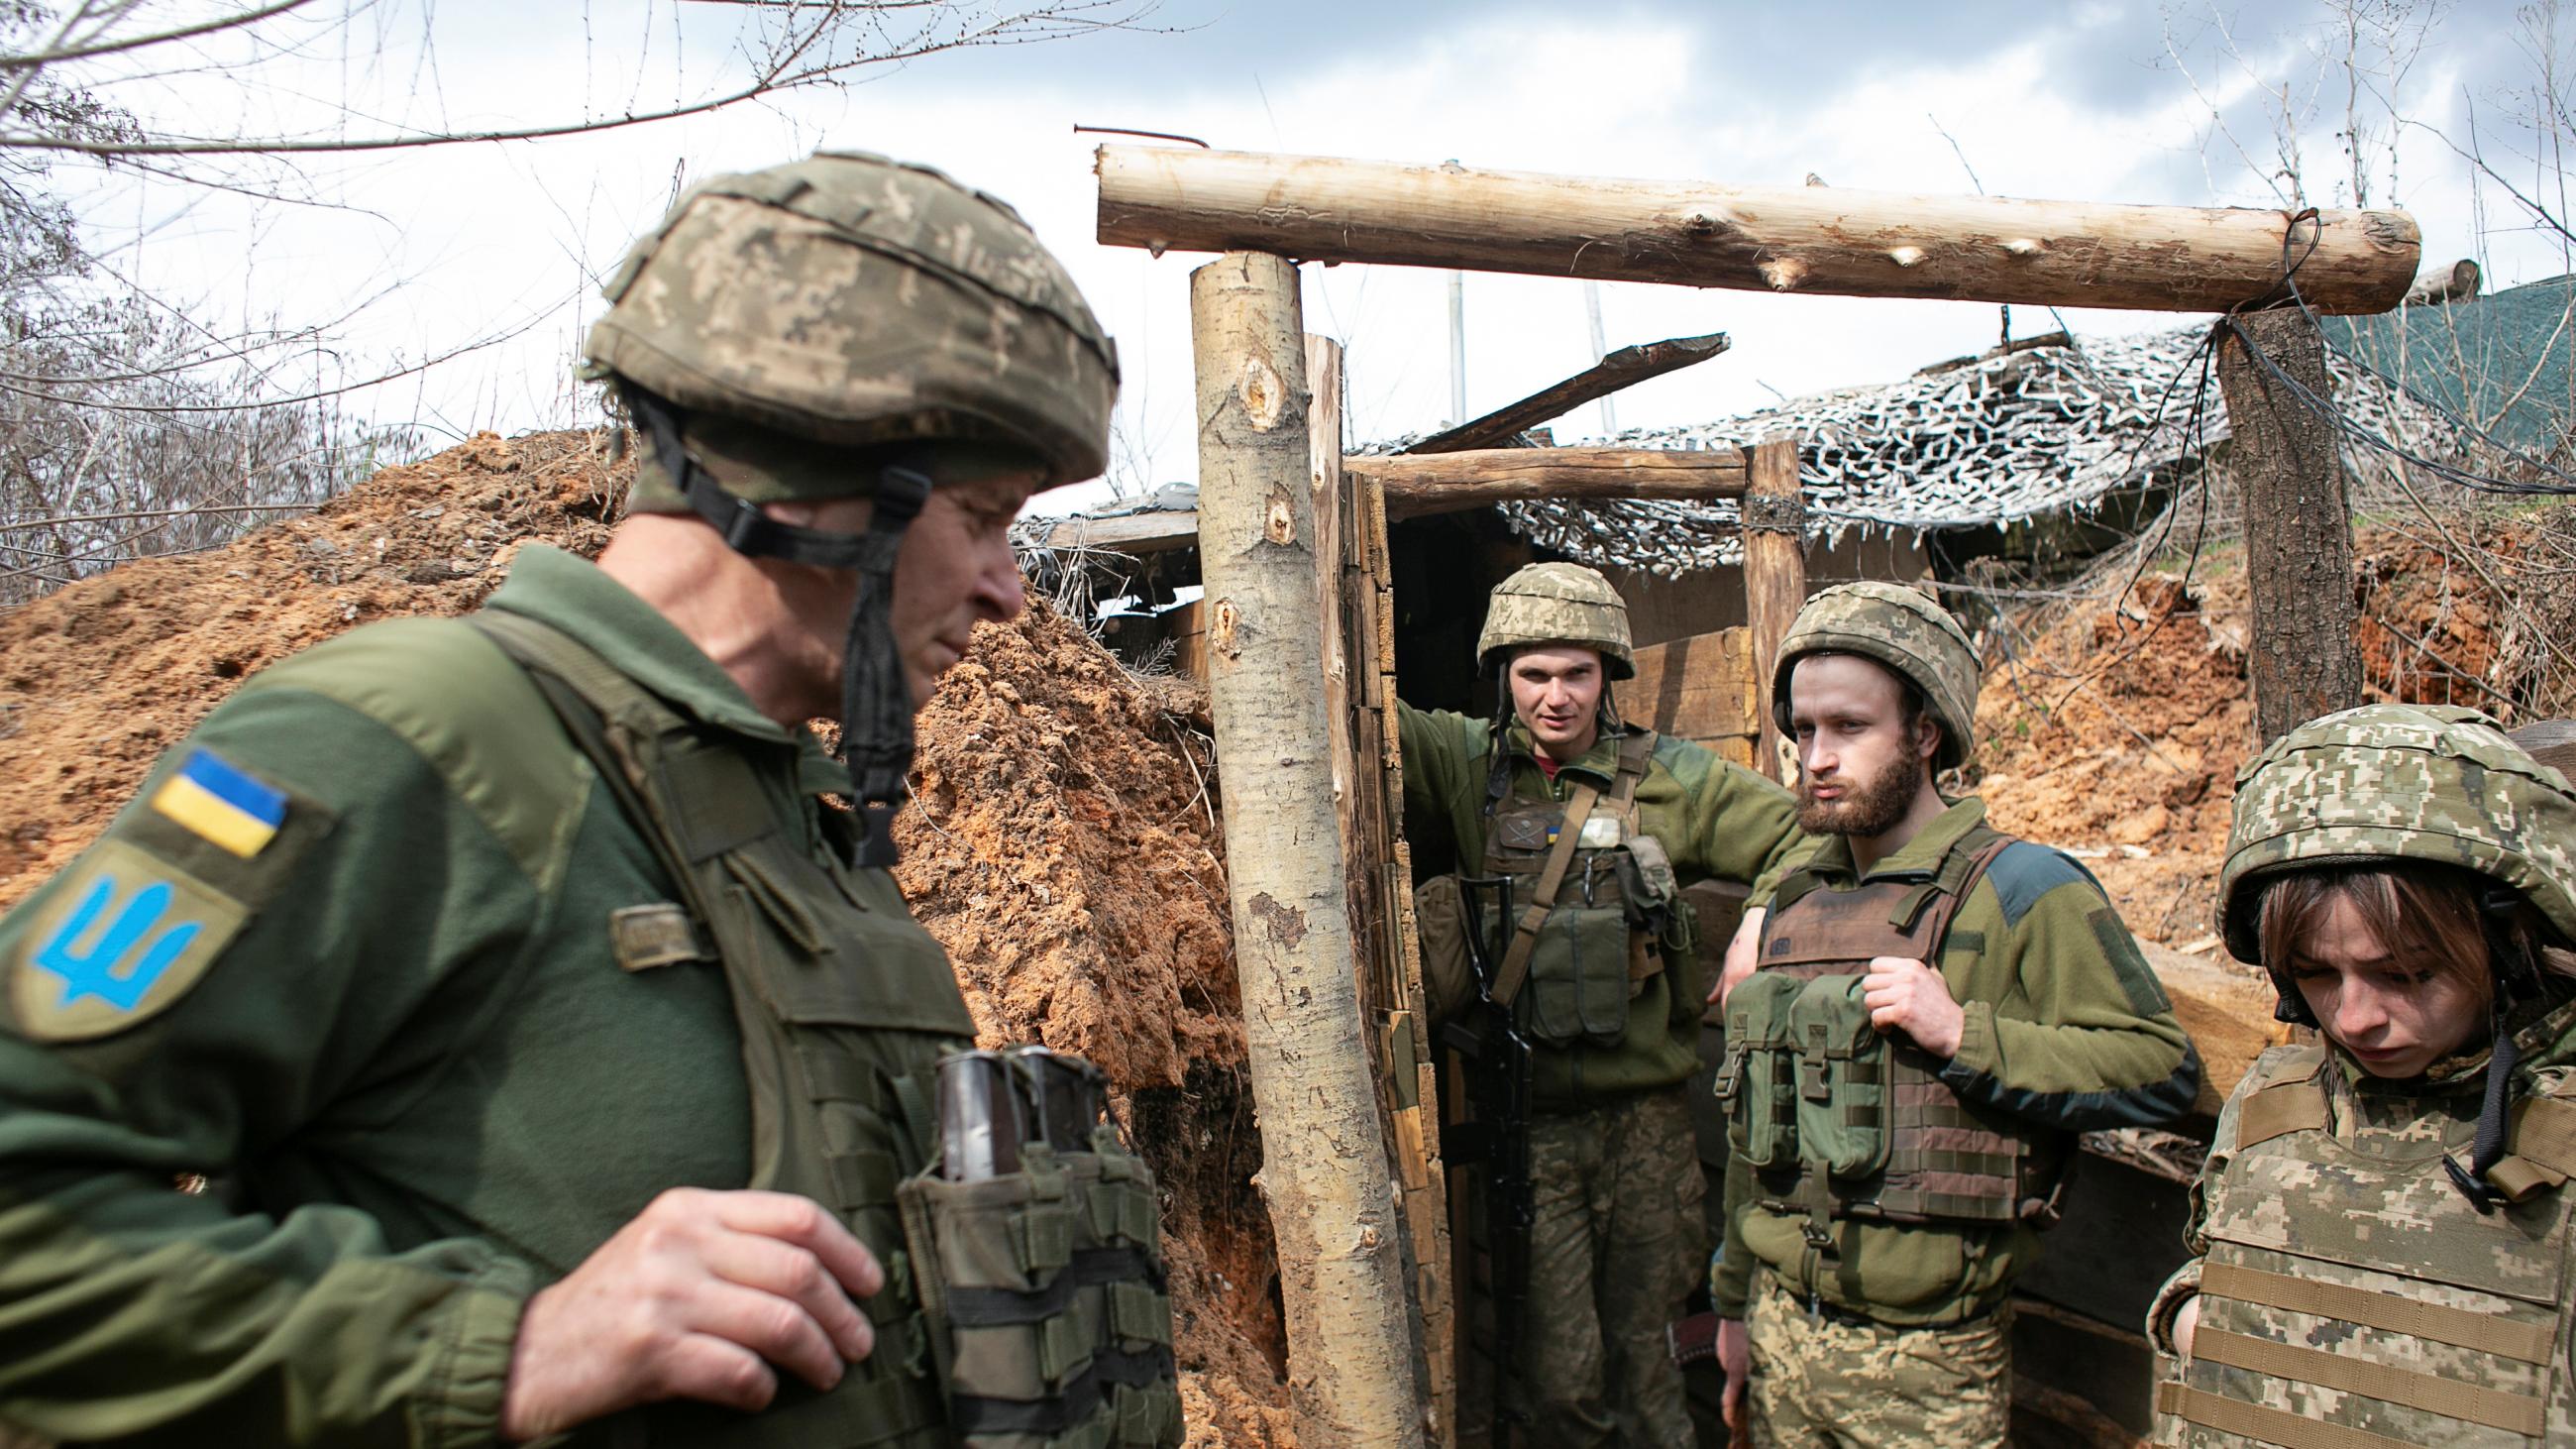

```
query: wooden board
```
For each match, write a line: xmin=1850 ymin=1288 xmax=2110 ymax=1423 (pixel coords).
xmin=1624 ymin=627 xmax=1761 ymax=762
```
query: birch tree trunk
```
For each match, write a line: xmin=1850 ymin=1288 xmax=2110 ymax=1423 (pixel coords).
xmin=1191 ymin=250 xmax=1425 ymax=1449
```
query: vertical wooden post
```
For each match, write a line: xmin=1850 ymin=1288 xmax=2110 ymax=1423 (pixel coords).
xmin=1738 ymin=433 xmax=1807 ymax=783
xmin=2216 ymin=310 xmax=2363 ymax=742
xmin=1192 ymin=252 xmax=1426 ymax=1449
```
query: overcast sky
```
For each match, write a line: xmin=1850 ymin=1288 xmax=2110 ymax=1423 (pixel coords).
xmin=68 ymin=0 xmax=2562 ymax=513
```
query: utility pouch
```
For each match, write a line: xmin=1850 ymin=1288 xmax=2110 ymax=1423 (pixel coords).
xmin=1721 ymin=971 xmax=1803 ymax=1170
xmin=1787 ymin=976 xmax=1891 ymax=1180
xmin=902 ymin=1097 xmax=1181 ymax=1447
xmin=1521 ymin=898 xmax=1632 ymax=1048
xmin=1412 ymin=874 xmax=1477 ymax=1024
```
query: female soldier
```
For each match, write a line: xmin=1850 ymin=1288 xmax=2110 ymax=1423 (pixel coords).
xmin=2149 ymin=703 xmax=2576 ymax=1447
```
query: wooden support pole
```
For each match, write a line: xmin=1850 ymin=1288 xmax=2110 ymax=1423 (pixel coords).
xmin=1738 ymin=436 xmax=1807 ymax=783
xmin=1405 ymin=330 xmax=1730 ymax=454
xmin=1354 ymin=447 xmax=1746 ymax=517
xmin=2216 ymin=311 xmax=2363 ymax=743
xmin=1100 ymin=147 xmax=2421 ymax=314
xmin=1191 ymin=252 xmax=1425 ymax=1449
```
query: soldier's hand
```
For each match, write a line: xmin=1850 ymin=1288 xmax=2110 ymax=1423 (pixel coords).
xmin=1717 ymin=1316 xmax=1749 ymax=1433
xmin=2172 ymin=1293 xmax=2201 ymax=1360
xmin=1711 ymin=908 xmax=1767 ymax=1006
xmin=499 ymin=1187 xmax=884 ymax=1439
xmin=1860 ymin=954 xmax=1966 ymax=1059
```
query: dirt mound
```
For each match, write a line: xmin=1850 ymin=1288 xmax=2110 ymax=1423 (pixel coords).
xmin=0 ymin=431 xmax=623 ymax=898
xmin=1974 ymin=524 xmax=2536 ymax=956
xmin=0 ymin=430 xmax=1289 ymax=1443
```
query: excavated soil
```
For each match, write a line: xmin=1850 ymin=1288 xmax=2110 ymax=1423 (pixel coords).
xmin=1975 ymin=523 xmax=2539 ymax=954
xmin=0 ymin=430 xmax=1291 ymax=1446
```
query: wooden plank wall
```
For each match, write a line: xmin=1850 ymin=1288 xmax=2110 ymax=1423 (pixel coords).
xmin=1624 ymin=627 xmax=1762 ymax=770
xmin=1310 ymin=335 xmax=1456 ymax=1443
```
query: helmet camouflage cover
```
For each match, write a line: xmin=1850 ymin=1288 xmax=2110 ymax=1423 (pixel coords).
xmin=585 ymin=149 xmax=1120 ymax=503
xmin=2220 ymin=703 xmax=2576 ymax=963
xmin=1771 ymin=581 xmax=1981 ymax=771
xmin=1478 ymin=562 xmax=1636 ymax=680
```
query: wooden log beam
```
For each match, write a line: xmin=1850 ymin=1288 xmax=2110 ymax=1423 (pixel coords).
xmin=1190 ymin=251 xmax=1424 ymax=1449
xmin=2217 ymin=310 xmax=2363 ymax=742
xmin=1737 ymin=437 xmax=1807 ymax=783
xmin=1030 ymin=508 xmax=1200 ymax=555
xmin=1352 ymin=446 xmax=1746 ymax=518
xmin=1098 ymin=147 xmax=2421 ymax=315
xmin=1405 ymin=330 xmax=1731 ymax=454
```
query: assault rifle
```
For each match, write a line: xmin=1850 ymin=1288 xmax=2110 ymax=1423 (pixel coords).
xmin=1439 ymin=874 xmax=1535 ymax=1448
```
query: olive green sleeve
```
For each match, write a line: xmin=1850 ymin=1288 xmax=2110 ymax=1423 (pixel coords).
xmin=1681 ymin=756 xmax=1802 ymax=892
xmin=0 ymin=689 xmax=543 ymax=1446
xmin=1712 ymin=1119 xmax=1757 ymax=1318
xmin=1397 ymin=700 xmax=1489 ymax=865
xmin=1938 ymin=862 xmax=2200 ymax=1132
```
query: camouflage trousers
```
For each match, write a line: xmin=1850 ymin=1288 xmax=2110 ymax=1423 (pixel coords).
xmin=1745 ymin=1272 xmax=2011 ymax=1449
xmin=1518 ymin=1089 xmax=1705 ymax=1448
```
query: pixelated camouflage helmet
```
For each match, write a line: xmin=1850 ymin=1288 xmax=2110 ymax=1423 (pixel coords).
xmin=2220 ymin=703 xmax=2576 ymax=966
xmin=1772 ymin=582 xmax=1981 ymax=771
xmin=1477 ymin=562 xmax=1635 ymax=680
xmin=584 ymin=150 xmax=1120 ymax=495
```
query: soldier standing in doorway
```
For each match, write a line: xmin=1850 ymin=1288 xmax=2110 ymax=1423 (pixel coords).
xmin=0 ymin=154 xmax=1180 ymax=1447
xmin=1404 ymin=561 xmax=1804 ymax=1446
xmin=1712 ymin=582 xmax=2200 ymax=1447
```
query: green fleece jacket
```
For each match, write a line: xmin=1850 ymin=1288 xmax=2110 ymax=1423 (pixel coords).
xmin=1398 ymin=701 xmax=1803 ymax=1111
xmin=1714 ymin=796 xmax=2201 ymax=1325
xmin=0 ymin=547 xmax=883 ymax=1445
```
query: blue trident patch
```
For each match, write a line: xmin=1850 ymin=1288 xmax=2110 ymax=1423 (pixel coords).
xmin=34 ymin=876 xmax=204 ymax=1012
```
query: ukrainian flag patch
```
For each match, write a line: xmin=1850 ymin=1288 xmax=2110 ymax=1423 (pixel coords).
xmin=151 ymin=748 xmax=286 ymax=858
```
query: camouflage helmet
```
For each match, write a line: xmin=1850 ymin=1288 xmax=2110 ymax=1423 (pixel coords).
xmin=2220 ymin=703 xmax=2576 ymax=966
xmin=1477 ymin=562 xmax=1635 ymax=680
xmin=1772 ymin=582 xmax=1980 ymax=771
xmin=584 ymin=150 xmax=1120 ymax=498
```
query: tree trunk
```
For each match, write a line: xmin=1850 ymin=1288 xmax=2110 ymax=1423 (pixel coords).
xmin=1738 ymin=436 xmax=1807 ymax=783
xmin=2217 ymin=310 xmax=2364 ymax=743
xmin=1191 ymin=251 xmax=1425 ymax=1449
xmin=1099 ymin=148 xmax=2420 ymax=314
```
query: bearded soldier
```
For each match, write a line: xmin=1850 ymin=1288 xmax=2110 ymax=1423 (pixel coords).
xmin=2150 ymin=704 xmax=2576 ymax=1447
xmin=1402 ymin=562 xmax=1804 ymax=1447
xmin=0 ymin=154 xmax=1180 ymax=1446
xmin=1711 ymin=582 xmax=2199 ymax=1447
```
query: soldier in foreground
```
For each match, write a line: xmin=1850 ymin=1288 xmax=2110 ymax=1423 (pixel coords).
xmin=1712 ymin=582 xmax=2199 ymax=1447
xmin=1402 ymin=562 xmax=1803 ymax=1446
xmin=2150 ymin=704 xmax=2576 ymax=1447
xmin=0 ymin=154 xmax=1181 ymax=1445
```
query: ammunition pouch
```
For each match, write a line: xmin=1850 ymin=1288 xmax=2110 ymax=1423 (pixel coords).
xmin=901 ymin=1134 xmax=1182 ymax=1449
xmin=1724 ymin=828 xmax=2067 ymax=1236
xmin=1479 ymin=730 xmax=1673 ymax=1049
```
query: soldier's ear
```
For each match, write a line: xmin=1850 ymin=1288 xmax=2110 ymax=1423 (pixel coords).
xmin=1915 ymin=714 xmax=1945 ymax=763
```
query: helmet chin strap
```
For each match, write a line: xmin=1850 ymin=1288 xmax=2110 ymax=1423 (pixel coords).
xmin=631 ymin=390 xmax=930 ymax=867
xmin=2446 ymin=889 xmax=2547 ymax=1212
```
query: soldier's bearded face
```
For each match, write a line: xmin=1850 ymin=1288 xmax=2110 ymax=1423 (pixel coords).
xmin=1788 ymin=654 xmax=1934 ymax=838
xmin=2289 ymin=894 xmax=2487 ymax=1077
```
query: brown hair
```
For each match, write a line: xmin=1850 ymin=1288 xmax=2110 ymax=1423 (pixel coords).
xmin=2256 ymin=861 xmax=2576 ymax=1003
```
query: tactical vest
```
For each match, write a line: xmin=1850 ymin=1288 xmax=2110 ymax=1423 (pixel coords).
xmin=1718 ymin=827 xmax=2065 ymax=1238
xmin=473 ymin=613 xmax=1180 ymax=1449
xmin=2161 ymin=1045 xmax=2576 ymax=1449
xmin=1477 ymin=730 xmax=1682 ymax=1048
